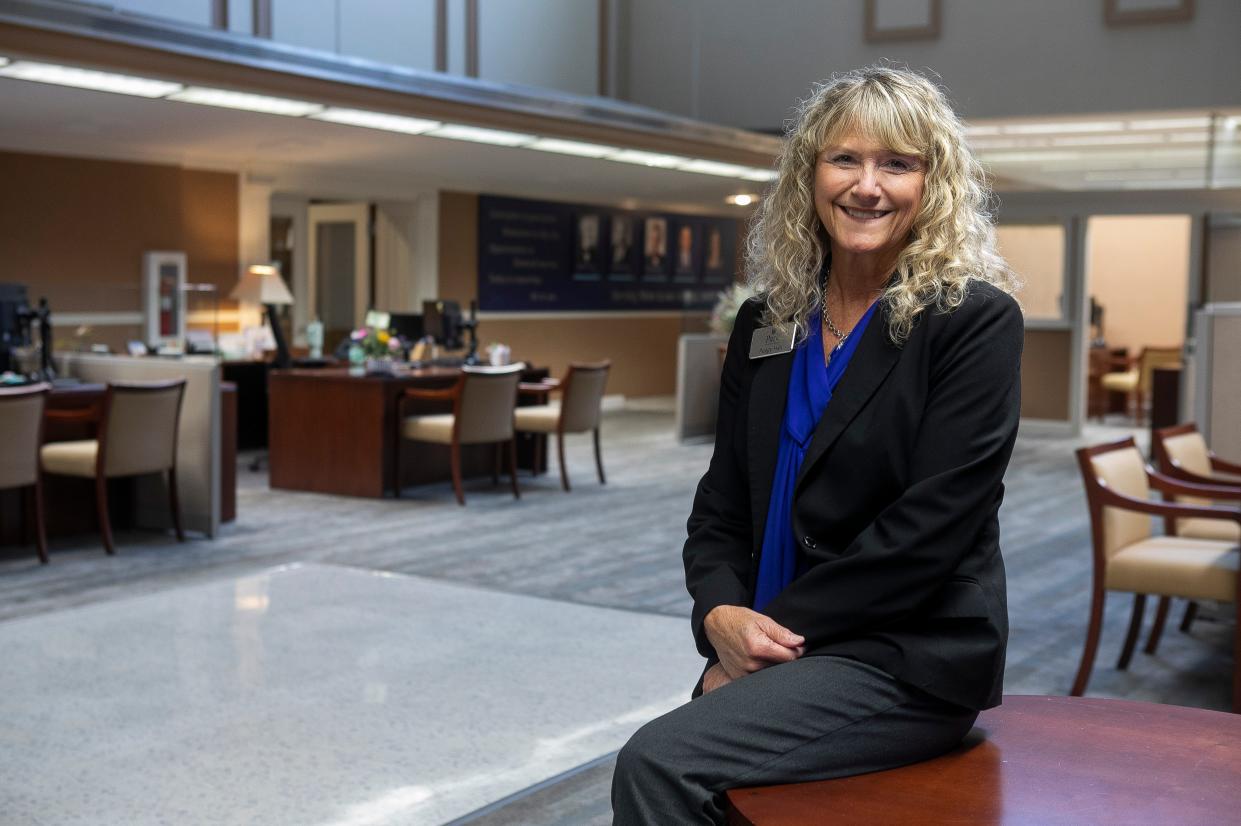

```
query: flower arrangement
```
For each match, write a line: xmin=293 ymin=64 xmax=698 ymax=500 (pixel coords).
xmin=709 ymin=282 xmax=756 ymax=334
xmin=350 ymin=326 xmax=403 ymax=359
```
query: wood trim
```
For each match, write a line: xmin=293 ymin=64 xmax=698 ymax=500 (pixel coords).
xmin=597 ymin=0 xmax=610 ymax=97
xmin=211 ymin=0 xmax=228 ymax=30
xmin=1104 ymin=0 xmax=1194 ymax=26
xmin=465 ymin=0 xmax=479 ymax=78
xmin=864 ymin=0 xmax=941 ymax=43
xmin=435 ymin=0 xmax=448 ymax=72
xmin=253 ymin=0 xmax=272 ymax=38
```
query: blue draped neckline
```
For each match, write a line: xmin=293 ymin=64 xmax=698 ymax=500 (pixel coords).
xmin=751 ymin=300 xmax=879 ymax=612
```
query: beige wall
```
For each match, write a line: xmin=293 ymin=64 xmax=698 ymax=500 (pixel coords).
xmin=996 ymin=224 xmax=1065 ymax=320
xmin=438 ymin=191 xmax=722 ymax=397
xmin=0 ymin=151 xmax=240 ymax=352
xmin=1086 ymin=215 xmax=1192 ymax=353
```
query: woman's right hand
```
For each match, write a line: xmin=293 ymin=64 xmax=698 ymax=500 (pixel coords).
xmin=703 ymin=605 xmax=805 ymax=679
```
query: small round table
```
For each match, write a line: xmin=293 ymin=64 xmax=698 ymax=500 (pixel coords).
xmin=725 ymin=695 xmax=1241 ymax=825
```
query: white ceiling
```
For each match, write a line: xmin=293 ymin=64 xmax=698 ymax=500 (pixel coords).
xmin=0 ymin=76 xmax=766 ymax=213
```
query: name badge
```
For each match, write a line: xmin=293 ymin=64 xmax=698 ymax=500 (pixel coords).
xmin=749 ymin=323 xmax=796 ymax=359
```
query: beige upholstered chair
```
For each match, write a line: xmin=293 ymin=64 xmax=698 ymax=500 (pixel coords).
xmin=1143 ymin=423 xmax=1241 ymax=651
xmin=395 ymin=364 xmax=524 ymax=505
xmin=1072 ymin=437 xmax=1241 ymax=712
xmin=515 ymin=361 xmax=610 ymax=492
xmin=1098 ymin=346 xmax=1181 ymax=424
xmin=40 ymin=380 xmax=186 ymax=555
xmin=0 ymin=384 xmax=50 ymax=564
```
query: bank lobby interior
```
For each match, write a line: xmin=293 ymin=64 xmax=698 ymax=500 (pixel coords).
xmin=2 ymin=1 xmax=1241 ymax=824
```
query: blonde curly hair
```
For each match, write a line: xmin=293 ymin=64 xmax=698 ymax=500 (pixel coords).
xmin=747 ymin=65 xmax=1018 ymax=344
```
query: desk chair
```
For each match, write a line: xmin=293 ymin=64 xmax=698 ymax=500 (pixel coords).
xmin=1098 ymin=346 xmax=1180 ymax=424
xmin=0 ymin=384 xmax=50 ymax=563
xmin=515 ymin=361 xmax=610 ymax=492
xmin=395 ymin=364 xmax=524 ymax=505
xmin=1072 ymin=438 xmax=1240 ymax=711
xmin=40 ymin=380 xmax=186 ymax=555
xmin=1143 ymin=423 xmax=1241 ymax=652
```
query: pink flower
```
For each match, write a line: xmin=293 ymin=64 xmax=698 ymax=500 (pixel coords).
xmin=388 ymin=337 xmax=402 ymax=351
xmin=351 ymin=328 xmax=366 ymax=341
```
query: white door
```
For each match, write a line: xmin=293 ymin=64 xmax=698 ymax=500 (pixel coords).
xmin=307 ymin=202 xmax=371 ymax=344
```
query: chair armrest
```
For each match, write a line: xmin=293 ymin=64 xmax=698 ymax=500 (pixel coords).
xmin=1148 ymin=469 xmax=1241 ymax=500
xmin=402 ymin=387 xmax=457 ymax=402
xmin=518 ymin=382 xmax=555 ymax=401
xmin=45 ymin=408 xmax=98 ymax=424
xmin=1095 ymin=484 xmax=1241 ymax=523
xmin=1163 ymin=462 xmax=1241 ymax=491
xmin=1210 ymin=455 xmax=1241 ymax=475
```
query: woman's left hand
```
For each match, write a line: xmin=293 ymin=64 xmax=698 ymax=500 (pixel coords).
xmin=701 ymin=663 xmax=734 ymax=694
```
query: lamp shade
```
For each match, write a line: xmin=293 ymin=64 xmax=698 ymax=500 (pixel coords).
xmin=230 ymin=264 xmax=294 ymax=305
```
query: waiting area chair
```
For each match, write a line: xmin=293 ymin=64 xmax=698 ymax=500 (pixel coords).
xmin=0 ymin=384 xmax=50 ymax=564
xmin=395 ymin=364 xmax=524 ymax=505
xmin=515 ymin=361 xmax=610 ymax=492
xmin=40 ymin=380 xmax=186 ymax=555
xmin=1143 ymin=423 xmax=1241 ymax=654
xmin=1072 ymin=437 xmax=1240 ymax=712
xmin=1098 ymin=345 xmax=1180 ymax=424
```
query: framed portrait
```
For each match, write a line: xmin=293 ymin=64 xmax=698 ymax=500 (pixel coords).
xmin=574 ymin=213 xmax=603 ymax=274
xmin=143 ymin=250 xmax=187 ymax=348
xmin=642 ymin=217 xmax=669 ymax=279
xmin=673 ymin=222 xmax=700 ymax=282
xmin=608 ymin=214 xmax=636 ymax=279
xmin=1104 ymin=0 xmax=1193 ymax=26
xmin=702 ymin=222 xmax=736 ymax=284
xmin=864 ymin=0 xmax=941 ymax=43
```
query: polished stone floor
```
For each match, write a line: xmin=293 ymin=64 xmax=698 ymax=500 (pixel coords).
xmin=0 ymin=563 xmax=701 ymax=825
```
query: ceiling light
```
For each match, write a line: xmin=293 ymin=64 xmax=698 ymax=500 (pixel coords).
xmin=678 ymin=159 xmax=752 ymax=178
xmin=0 ymin=60 xmax=182 ymax=98
xmin=1127 ymin=116 xmax=1212 ymax=131
xmin=311 ymin=107 xmax=439 ymax=134
xmin=1167 ymin=132 xmax=1210 ymax=143
xmin=725 ymin=194 xmax=756 ymax=206
xmin=168 ymin=86 xmax=323 ymax=116
xmin=605 ymin=149 xmax=686 ymax=168
xmin=0 ymin=57 xmax=9 ymax=68
xmin=977 ymin=151 xmax=1084 ymax=164
xmin=526 ymin=137 xmax=618 ymax=158
xmin=964 ymin=125 xmax=1002 ymax=137
xmin=1002 ymin=121 xmax=1126 ymax=135
xmin=427 ymin=124 xmax=534 ymax=146
xmin=739 ymin=167 xmax=778 ymax=182
xmin=1051 ymin=134 xmax=1165 ymax=147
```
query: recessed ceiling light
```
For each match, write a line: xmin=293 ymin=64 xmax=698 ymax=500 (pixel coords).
xmin=527 ymin=138 xmax=618 ymax=158
xmin=678 ymin=159 xmax=752 ymax=178
xmin=725 ymin=194 xmax=756 ymax=206
xmin=0 ymin=60 xmax=182 ymax=98
xmin=1127 ymin=117 xmax=1213 ymax=131
xmin=427 ymin=124 xmax=535 ymax=146
xmin=739 ymin=167 xmax=778 ymax=182
xmin=606 ymin=149 xmax=686 ymax=168
xmin=1003 ymin=121 xmax=1126 ymax=135
xmin=311 ymin=107 xmax=439 ymax=134
xmin=167 ymin=86 xmax=323 ymax=116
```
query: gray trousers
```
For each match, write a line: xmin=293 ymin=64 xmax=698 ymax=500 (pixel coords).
xmin=610 ymin=656 xmax=978 ymax=825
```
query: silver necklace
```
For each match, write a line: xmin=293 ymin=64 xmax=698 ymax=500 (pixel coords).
xmin=822 ymin=273 xmax=851 ymax=350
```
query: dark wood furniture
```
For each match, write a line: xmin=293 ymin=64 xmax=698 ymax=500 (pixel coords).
xmin=1086 ymin=345 xmax=1128 ymax=419
xmin=725 ymin=695 xmax=1241 ymax=825
xmin=267 ymin=366 xmax=548 ymax=499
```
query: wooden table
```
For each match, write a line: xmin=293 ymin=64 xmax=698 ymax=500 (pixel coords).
xmin=267 ymin=366 xmax=547 ymax=498
xmin=725 ymin=695 xmax=1241 ymax=825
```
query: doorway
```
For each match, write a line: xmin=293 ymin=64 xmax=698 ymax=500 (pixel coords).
xmin=307 ymin=202 xmax=372 ymax=347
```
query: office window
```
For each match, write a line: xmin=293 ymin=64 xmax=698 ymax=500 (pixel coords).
xmin=996 ymin=224 xmax=1067 ymax=323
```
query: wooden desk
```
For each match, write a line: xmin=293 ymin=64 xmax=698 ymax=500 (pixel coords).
xmin=267 ymin=366 xmax=547 ymax=498
xmin=725 ymin=695 xmax=1241 ymax=825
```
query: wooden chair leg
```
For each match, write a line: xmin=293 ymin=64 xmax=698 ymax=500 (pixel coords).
xmin=508 ymin=439 xmax=520 ymax=500
xmin=593 ymin=427 xmax=606 ymax=485
xmin=393 ymin=430 xmax=402 ymax=499
xmin=167 ymin=467 xmax=184 ymax=542
xmin=95 ymin=475 xmax=115 ymax=555
xmin=32 ymin=480 xmax=49 ymax=565
xmin=1145 ymin=596 xmax=1171 ymax=654
xmin=1071 ymin=584 xmax=1106 ymax=696
xmin=557 ymin=431 xmax=570 ymax=492
xmin=1117 ymin=593 xmax=1146 ymax=670
xmin=1180 ymin=601 xmax=1199 ymax=633
xmin=450 ymin=442 xmax=465 ymax=506
xmin=532 ymin=434 xmax=544 ymax=478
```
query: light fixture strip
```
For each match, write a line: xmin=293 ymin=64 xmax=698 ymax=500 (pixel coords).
xmin=426 ymin=124 xmax=536 ymax=146
xmin=167 ymin=86 xmax=324 ymax=117
xmin=0 ymin=60 xmax=183 ymax=98
xmin=311 ymin=107 xmax=440 ymax=134
xmin=1002 ymin=121 xmax=1126 ymax=135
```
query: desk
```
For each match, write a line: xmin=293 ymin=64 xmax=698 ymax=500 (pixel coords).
xmin=267 ymin=367 xmax=547 ymax=498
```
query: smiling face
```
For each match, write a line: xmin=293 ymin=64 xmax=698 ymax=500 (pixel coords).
xmin=814 ymin=131 xmax=925 ymax=270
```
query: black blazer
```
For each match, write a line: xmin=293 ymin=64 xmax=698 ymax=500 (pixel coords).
xmin=684 ymin=282 xmax=1023 ymax=710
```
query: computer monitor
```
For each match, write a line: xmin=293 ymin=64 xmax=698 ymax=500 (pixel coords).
xmin=389 ymin=312 xmax=424 ymax=342
xmin=422 ymin=300 xmax=463 ymax=350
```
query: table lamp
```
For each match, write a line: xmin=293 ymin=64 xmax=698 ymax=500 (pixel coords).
xmin=230 ymin=263 xmax=294 ymax=367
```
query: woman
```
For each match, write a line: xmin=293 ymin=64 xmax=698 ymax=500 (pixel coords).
xmin=612 ymin=66 xmax=1023 ymax=824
